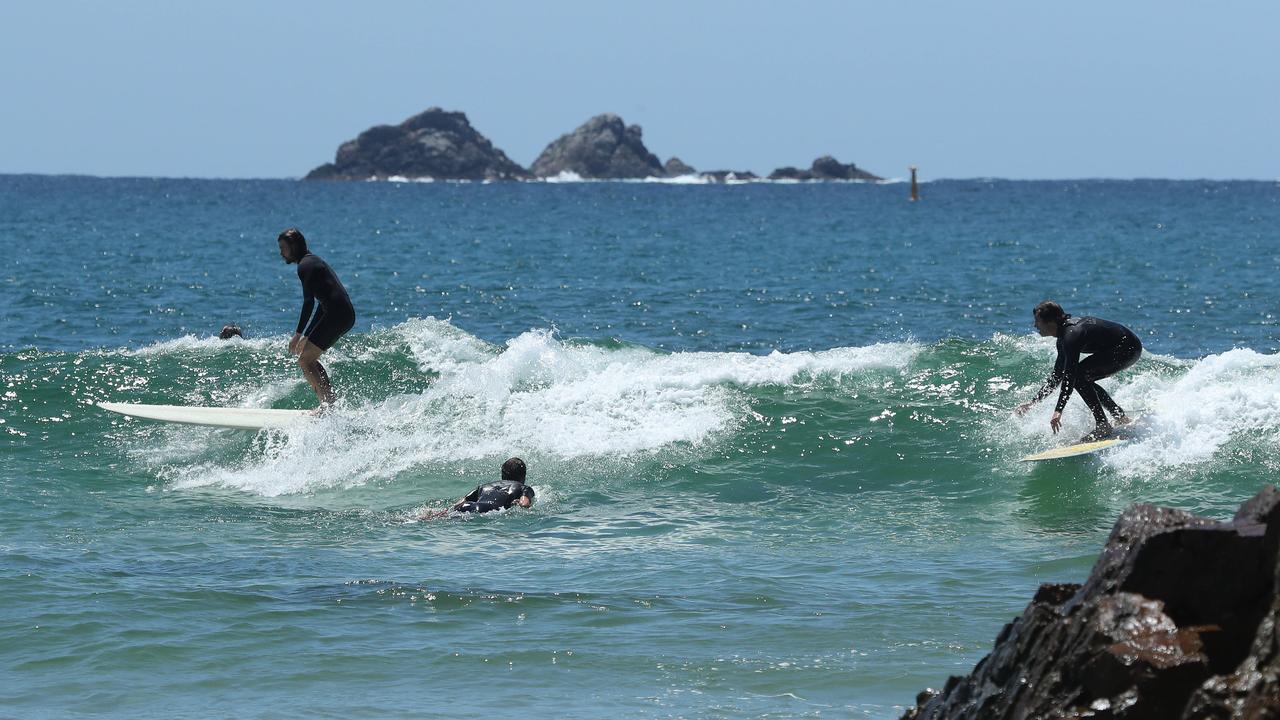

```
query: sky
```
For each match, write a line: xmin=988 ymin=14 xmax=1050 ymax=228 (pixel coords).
xmin=1 ymin=0 xmax=1277 ymax=180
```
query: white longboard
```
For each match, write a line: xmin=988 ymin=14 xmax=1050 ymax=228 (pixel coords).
xmin=1019 ymin=438 xmax=1125 ymax=462
xmin=99 ymin=402 xmax=311 ymax=430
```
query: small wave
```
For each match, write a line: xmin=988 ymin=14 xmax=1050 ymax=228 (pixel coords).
xmin=1102 ymin=348 xmax=1280 ymax=475
xmin=1002 ymin=344 xmax=1280 ymax=476
xmin=157 ymin=320 xmax=919 ymax=496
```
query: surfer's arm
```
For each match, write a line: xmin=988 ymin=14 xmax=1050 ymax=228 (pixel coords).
xmin=1028 ymin=371 xmax=1062 ymax=404
xmin=1053 ymin=350 xmax=1082 ymax=412
xmin=289 ymin=293 xmax=313 ymax=354
xmin=295 ymin=294 xmax=314 ymax=334
xmin=1019 ymin=358 xmax=1063 ymax=414
xmin=294 ymin=260 xmax=317 ymax=337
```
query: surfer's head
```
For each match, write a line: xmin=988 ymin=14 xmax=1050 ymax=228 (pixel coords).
xmin=501 ymin=457 xmax=527 ymax=483
xmin=1033 ymin=301 xmax=1068 ymax=336
xmin=219 ymin=324 xmax=243 ymax=340
xmin=277 ymin=228 xmax=308 ymax=264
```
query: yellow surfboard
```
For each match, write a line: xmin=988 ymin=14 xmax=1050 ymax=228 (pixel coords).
xmin=1019 ymin=438 xmax=1125 ymax=462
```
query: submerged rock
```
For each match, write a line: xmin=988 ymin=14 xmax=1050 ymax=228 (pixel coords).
xmin=768 ymin=155 xmax=882 ymax=181
xmin=305 ymin=107 xmax=529 ymax=181
xmin=530 ymin=114 xmax=665 ymax=179
xmin=901 ymin=485 xmax=1280 ymax=720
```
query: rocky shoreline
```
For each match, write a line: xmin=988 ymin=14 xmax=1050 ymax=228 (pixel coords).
xmin=305 ymin=108 xmax=883 ymax=183
xmin=901 ymin=485 xmax=1280 ymax=719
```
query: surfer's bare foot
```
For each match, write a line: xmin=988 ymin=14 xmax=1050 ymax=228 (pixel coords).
xmin=1114 ymin=415 xmax=1134 ymax=426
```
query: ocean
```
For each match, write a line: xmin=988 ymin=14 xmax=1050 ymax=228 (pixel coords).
xmin=2 ymin=175 xmax=1278 ymax=718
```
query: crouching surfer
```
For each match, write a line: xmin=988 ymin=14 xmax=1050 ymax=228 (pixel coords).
xmin=1015 ymin=301 xmax=1142 ymax=442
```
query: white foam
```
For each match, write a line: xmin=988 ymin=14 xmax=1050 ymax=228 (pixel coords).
xmin=642 ymin=173 xmax=714 ymax=185
xmin=541 ymin=170 xmax=586 ymax=183
xmin=124 ymin=333 xmax=283 ymax=356
xmin=162 ymin=321 xmax=920 ymax=496
xmin=1007 ymin=346 xmax=1280 ymax=476
xmin=1102 ymin=348 xmax=1280 ymax=475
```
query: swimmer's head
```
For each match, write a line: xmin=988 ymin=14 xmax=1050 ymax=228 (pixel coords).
xmin=277 ymin=228 xmax=308 ymax=263
xmin=219 ymin=324 xmax=243 ymax=340
xmin=501 ymin=457 xmax=527 ymax=483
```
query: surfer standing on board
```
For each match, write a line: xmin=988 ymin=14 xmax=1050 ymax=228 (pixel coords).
xmin=278 ymin=228 xmax=355 ymax=408
xmin=1015 ymin=301 xmax=1142 ymax=442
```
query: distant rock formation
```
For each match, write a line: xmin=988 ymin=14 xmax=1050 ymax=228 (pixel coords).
xmin=664 ymin=157 xmax=696 ymax=176
xmin=901 ymin=485 xmax=1280 ymax=720
xmin=530 ymin=114 xmax=665 ymax=179
xmin=305 ymin=107 xmax=529 ymax=181
xmin=769 ymin=155 xmax=882 ymax=181
xmin=698 ymin=170 xmax=759 ymax=183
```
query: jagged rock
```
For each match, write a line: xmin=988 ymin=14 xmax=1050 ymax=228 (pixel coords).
xmin=664 ymin=156 xmax=697 ymax=176
xmin=767 ymin=155 xmax=882 ymax=181
xmin=698 ymin=170 xmax=759 ymax=183
xmin=305 ymin=107 xmax=529 ymax=181
xmin=530 ymin=114 xmax=665 ymax=179
xmin=901 ymin=485 xmax=1280 ymax=720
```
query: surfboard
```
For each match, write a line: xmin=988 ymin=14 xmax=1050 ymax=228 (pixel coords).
xmin=1019 ymin=438 xmax=1125 ymax=462
xmin=98 ymin=402 xmax=311 ymax=430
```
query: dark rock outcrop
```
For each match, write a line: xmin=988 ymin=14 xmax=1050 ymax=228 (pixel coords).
xmin=664 ymin=157 xmax=697 ymax=176
xmin=698 ymin=170 xmax=759 ymax=183
xmin=530 ymin=114 xmax=665 ymax=179
xmin=902 ymin=486 xmax=1280 ymax=720
xmin=768 ymin=155 xmax=882 ymax=181
xmin=305 ymin=107 xmax=529 ymax=181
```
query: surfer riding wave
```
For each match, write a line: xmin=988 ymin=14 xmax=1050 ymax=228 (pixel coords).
xmin=1016 ymin=301 xmax=1142 ymax=442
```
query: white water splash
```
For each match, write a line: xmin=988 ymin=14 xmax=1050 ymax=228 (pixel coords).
xmin=161 ymin=320 xmax=919 ymax=496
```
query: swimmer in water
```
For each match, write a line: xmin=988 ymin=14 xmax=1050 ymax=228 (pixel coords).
xmin=277 ymin=228 xmax=355 ymax=408
xmin=419 ymin=458 xmax=535 ymax=520
xmin=1016 ymin=301 xmax=1142 ymax=442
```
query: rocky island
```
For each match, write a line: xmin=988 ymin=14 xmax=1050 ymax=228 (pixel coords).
xmin=769 ymin=155 xmax=881 ymax=181
xmin=530 ymin=113 xmax=666 ymax=179
xmin=901 ymin=485 xmax=1280 ymax=719
xmin=305 ymin=107 xmax=529 ymax=181
xmin=304 ymin=107 xmax=885 ymax=182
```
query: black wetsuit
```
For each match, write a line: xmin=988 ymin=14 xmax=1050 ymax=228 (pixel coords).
xmin=295 ymin=253 xmax=355 ymax=350
xmin=453 ymin=480 xmax=535 ymax=514
xmin=1031 ymin=316 xmax=1142 ymax=428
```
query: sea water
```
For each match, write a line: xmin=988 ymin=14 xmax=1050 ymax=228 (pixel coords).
xmin=1 ymin=175 xmax=1278 ymax=718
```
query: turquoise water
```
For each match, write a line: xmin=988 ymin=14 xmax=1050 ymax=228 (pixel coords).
xmin=2 ymin=176 xmax=1279 ymax=718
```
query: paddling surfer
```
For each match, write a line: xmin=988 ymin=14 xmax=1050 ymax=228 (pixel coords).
xmin=418 ymin=458 xmax=535 ymax=520
xmin=277 ymin=228 xmax=355 ymax=407
xmin=1015 ymin=301 xmax=1142 ymax=442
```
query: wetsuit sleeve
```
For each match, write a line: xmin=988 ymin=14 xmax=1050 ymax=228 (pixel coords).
xmin=1030 ymin=353 xmax=1065 ymax=404
xmin=1053 ymin=335 xmax=1083 ymax=412
xmin=295 ymin=264 xmax=314 ymax=335
xmin=523 ymin=486 xmax=535 ymax=503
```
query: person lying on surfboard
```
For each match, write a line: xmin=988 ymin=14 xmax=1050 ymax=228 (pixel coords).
xmin=1015 ymin=301 xmax=1142 ymax=442
xmin=277 ymin=228 xmax=355 ymax=408
xmin=418 ymin=458 xmax=535 ymax=520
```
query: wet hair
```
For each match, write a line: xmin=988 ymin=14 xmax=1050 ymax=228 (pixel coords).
xmin=278 ymin=228 xmax=308 ymax=258
xmin=1033 ymin=301 xmax=1069 ymax=324
xmin=501 ymin=457 xmax=527 ymax=483
xmin=219 ymin=324 xmax=243 ymax=340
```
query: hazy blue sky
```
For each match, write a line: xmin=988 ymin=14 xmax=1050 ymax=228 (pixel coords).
xmin=2 ymin=0 xmax=1276 ymax=179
